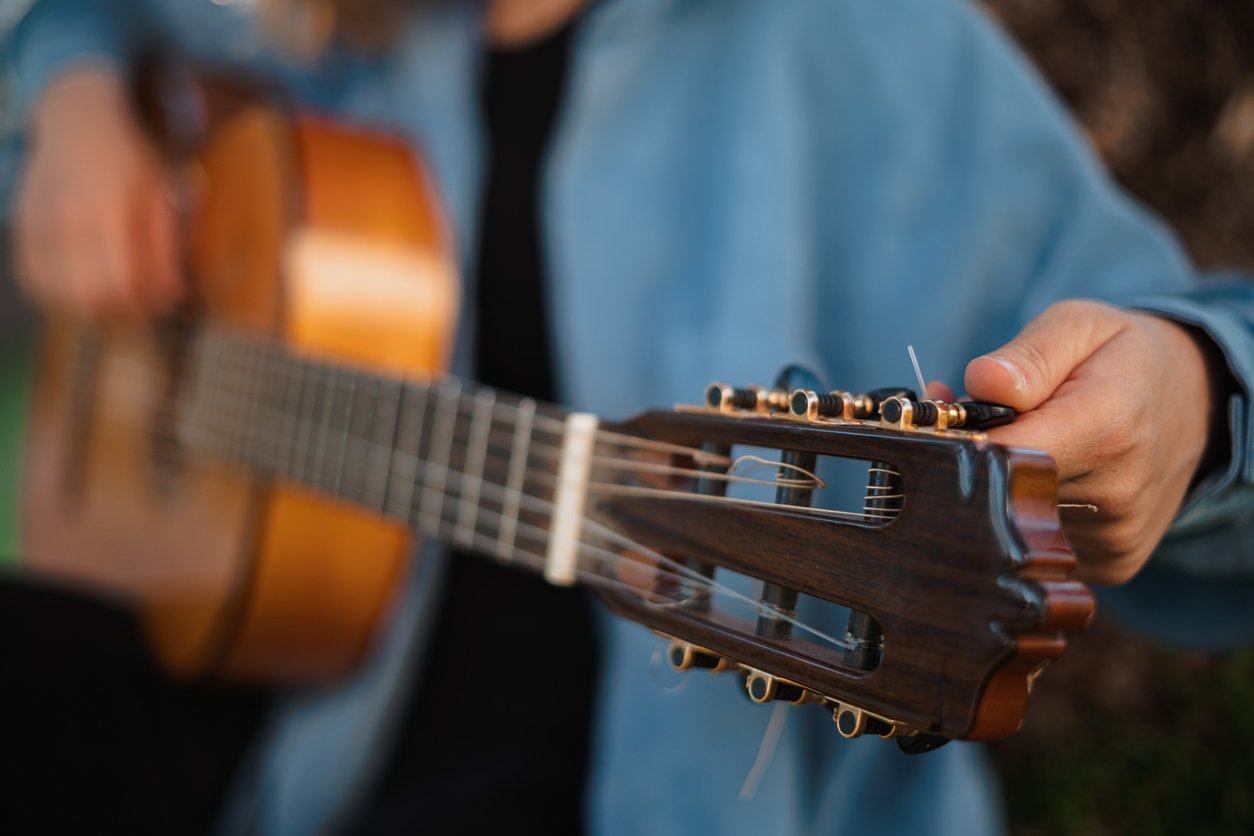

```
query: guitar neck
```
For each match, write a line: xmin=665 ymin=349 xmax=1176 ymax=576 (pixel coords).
xmin=180 ymin=326 xmax=595 ymax=584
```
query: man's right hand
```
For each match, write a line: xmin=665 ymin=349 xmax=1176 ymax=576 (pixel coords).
xmin=15 ymin=67 xmax=181 ymax=320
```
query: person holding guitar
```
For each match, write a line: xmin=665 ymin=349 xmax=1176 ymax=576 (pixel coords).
xmin=6 ymin=0 xmax=1254 ymax=833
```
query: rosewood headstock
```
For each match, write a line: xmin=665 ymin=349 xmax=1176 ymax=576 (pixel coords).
xmin=584 ymin=378 xmax=1094 ymax=753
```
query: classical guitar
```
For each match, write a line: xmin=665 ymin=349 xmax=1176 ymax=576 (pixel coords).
xmin=19 ymin=71 xmax=1093 ymax=754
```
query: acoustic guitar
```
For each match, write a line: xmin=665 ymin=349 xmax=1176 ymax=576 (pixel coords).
xmin=19 ymin=70 xmax=1093 ymax=755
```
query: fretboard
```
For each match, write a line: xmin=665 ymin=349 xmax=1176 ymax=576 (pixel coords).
xmin=178 ymin=327 xmax=590 ymax=580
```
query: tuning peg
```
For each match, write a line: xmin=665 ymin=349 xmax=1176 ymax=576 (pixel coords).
xmin=788 ymin=389 xmax=855 ymax=421
xmin=832 ymin=705 xmax=895 ymax=739
xmin=956 ymin=401 xmax=1016 ymax=429
xmin=880 ymin=396 xmax=1015 ymax=431
xmin=788 ymin=387 xmax=918 ymax=421
xmin=666 ymin=640 xmax=731 ymax=673
xmin=744 ymin=671 xmax=809 ymax=704
xmin=704 ymin=382 xmax=790 ymax=414
xmin=864 ymin=386 xmax=918 ymax=414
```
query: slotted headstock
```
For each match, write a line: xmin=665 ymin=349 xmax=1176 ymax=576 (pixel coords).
xmin=581 ymin=380 xmax=1093 ymax=752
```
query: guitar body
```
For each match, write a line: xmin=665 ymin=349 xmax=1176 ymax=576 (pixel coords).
xmin=22 ymin=85 xmax=459 ymax=683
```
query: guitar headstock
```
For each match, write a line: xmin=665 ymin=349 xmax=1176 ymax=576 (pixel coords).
xmin=581 ymin=378 xmax=1094 ymax=753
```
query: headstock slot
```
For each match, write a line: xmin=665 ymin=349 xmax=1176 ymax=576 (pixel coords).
xmin=587 ymin=408 xmax=1088 ymax=740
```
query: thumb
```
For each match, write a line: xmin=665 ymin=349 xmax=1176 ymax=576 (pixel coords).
xmin=964 ymin=300 xmax=1126 ymax=411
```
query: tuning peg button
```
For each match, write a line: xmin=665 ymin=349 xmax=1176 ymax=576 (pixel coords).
xmin=666 ymin=640 xmax=730 ymax=673
xmin=833 ymin=705 xmax=894 ymax=739
xmin=745 ymin=671 xmax=808 ymax=704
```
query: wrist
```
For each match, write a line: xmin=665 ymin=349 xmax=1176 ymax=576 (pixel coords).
xmin=1155 ymin=315 xmax=1234 ymax=486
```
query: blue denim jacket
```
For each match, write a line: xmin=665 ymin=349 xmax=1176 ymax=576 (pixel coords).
xmin=10 ymin=1 xmax=1254 ymax=834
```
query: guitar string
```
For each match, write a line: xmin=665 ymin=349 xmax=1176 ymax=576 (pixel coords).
xmin=197 ymin=409 xmax=858 ymax=651
xmin=63 ymin=336 xmax=852 ymax=639
xmin=375 ymin=446 xmax=856 ymax=652
xmin=85 ymin=377 xmax=859 ymax=652
xmin=67 ymin=347 xmax=750 ymax=476
xmin=66 ymin=349 xmax=847 ymax=503
xmin=70 ymin=324 xmax=758 ymax=470
xmin=68 ymin=332 xmax=854 ymax=511
xmin=64 ymin=336 xmax=893 ymax=529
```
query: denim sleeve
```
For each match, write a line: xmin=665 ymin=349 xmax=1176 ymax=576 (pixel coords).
xmin=931 ymin=2 xmax=1254 ymax=628
xmin=9 ymin=0 xmax=146 ymax=115
xmin=1106 ymin=281 xmax=1254 ymax=645
xmin=8 ymin=1 xmax=377 ymax=128
xmin=931 ymin=2 xmax=1254 ymax=627
xmin=802 ymin=0 xmax=1254 ymax=629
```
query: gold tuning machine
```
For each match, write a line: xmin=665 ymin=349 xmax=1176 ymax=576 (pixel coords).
xmin=880 ymin=396 xmax=1015 ymax=431
xmin=744 ymin=671 xmax=810 ymax=705
xmin=832 ymin=704 xmax=905 ymax=739
xmin=704 ymin=382 xmax=789 ymax=414
xmin=787 ymin=387 xmax=918 ymax=422
xmin=666 ymin=639 xmax=732 ymax=673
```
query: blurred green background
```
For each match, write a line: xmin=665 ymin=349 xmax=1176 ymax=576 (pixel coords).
xmin=0 ymin=1 xmax=1250 ymax=833
xmin=0 ymin=338 xmax=28 ymax=561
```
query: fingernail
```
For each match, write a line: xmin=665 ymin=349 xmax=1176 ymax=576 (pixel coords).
xmin=985 ymin=354 xmax=1028 ymax=390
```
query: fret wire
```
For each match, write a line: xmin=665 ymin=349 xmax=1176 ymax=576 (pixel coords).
xmin=369 ymin=376 xmax=403 ymax=514
xmin=226 ymin=338 xmax=252 ymax=465
xmin=246 ymin=341 xmax=269 ymax=471
xmin=107 ymin=339 xmax=832 ymax=613
xmin=386 ymin=381 xmax=426 ymax=521
xmin=356 ymin=373 xmax=383 ymax=511
xmin=316 ymin=366 xmax=340 ymax=492
xmin=416 ymin=378 xmax=461 ymax=535
xmin=332 ymin=367 xmax=357 ymax=496
xmin=294 ymin=355 xmax=322 ymax=487
xmin=209 ymin=334 xmax=235 ymax=459
xmin=498 ymin=397 xmax=536 ymax=562
xmin=238 ymin=338 xmax=261 ymax=466
xmin=255 ymin=342 xmax=284 ymax=475
xmin=311 ymin=363 xmax=337 ymax=491
xmin=207 ymin=336 xmax=231 ymax=455
xmin=150 ymin=329 xmax=699 ymax=541
xmin=182 ymin=332 xmax=214 ymax=452
xmin=249 ymin=347 xmax=285 ymax=479
xmin=244 ymin=339 xmax=266 ymax=470
xmin=454 ymin=388 xmax=496 ymax=549
xmin=358 ymin=373 xmax=381 ymax=503
xmin=276 ymin=353 xmax=303 ymax=480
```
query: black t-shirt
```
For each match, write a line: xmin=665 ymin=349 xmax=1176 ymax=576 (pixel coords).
xmin=352 ymin=20 xmax=600 ymax=835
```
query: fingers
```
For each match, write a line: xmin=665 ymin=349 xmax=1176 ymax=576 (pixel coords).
xmin=964 ymin=300 xmax=1130 ymax=412
xmin=143 ymin=185 xmax=183 ymax=312
xmin=15 ymin=188 xmax=171 ymax=320
xmin=12 ymin=69 xmax=180 ymax=322
xmin=924 ymin=380 xmax=955 ymax=401
xmin=98 ymin=210 xmax=146 ymax=319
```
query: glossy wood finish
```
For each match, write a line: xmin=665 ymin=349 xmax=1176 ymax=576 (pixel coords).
xmin=592 ymin=410 xmax=1095 ymax=740
xmin=23 ymin=320 xmax=259 ymax=677
xmin=22 ymin=85 xmax=457 ymax=683
xmin=215 ymin=115 xmax=457 ymax=682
